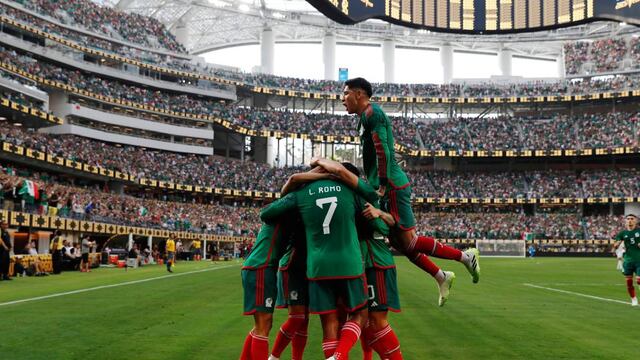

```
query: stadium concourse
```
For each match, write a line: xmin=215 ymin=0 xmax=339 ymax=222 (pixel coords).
xmin=0 ymin=0 xmax=639 ymax=359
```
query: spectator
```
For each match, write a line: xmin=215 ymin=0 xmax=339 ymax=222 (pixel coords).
xmin=80 ymin=234 xmax=95 ymax=272
xmin=0 ymin=221 xmax=11 ymax=280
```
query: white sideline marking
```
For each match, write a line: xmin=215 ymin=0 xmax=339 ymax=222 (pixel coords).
xmin=523 ymin=283 xmax=630 ymax=306
xmin=535 ymin=283 xmax=623 ymax=287
xmin=0 ymin=264 xmax=236 ymax=307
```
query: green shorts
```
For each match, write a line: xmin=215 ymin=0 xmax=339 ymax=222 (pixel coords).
xmin=277 ymin=269 xmax=308 ymax=308
xmin=383 ymin=185 xmax=416 ymax=231
xmin=308 ymin=275 xmax=368 ymax=314
xmin=622 ymin=261 xmax=640 ymax=276
xmin=366 ymin=267 xmax=401 ymax=312
xmin=242 ymin=267 xmax=277 ymax=315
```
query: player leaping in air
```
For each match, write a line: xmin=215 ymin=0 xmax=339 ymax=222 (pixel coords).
xmin=314 ymin=77 xmax=480 ymax=306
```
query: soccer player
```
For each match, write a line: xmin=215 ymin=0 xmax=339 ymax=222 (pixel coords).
xmin=359 ymin=196 xmax=404 ymax=359
xmin=165 ymin=237 xmax=175 ymax=273
xmin=615 ymin=242 xmax=626 ymax=272
xmin=336 ymin=77 xmax=480 ymax=305
xmin=612 ymin=214 xmax=640 ymax=306
xmin=240 ymin=220 xmax=289 ymax=360
xmin=244 ymin=170 xmax=331 ymax=360
xmin=260 ymin=176 xmax=389 ymax=360
xmin=269 ymin=215 xmax=309 ymax=360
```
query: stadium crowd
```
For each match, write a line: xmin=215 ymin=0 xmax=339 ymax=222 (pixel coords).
xmin=11 ymin=0 xmax=185 ymax=53
xmin=564 ymin=38 xmax=633 ymax=75
xmin=2 ymin=123 xmax=640 ymax=198
xmin=418 ymin=112 xmax=639 ymax=151
xmin=0 ymin=162 xmax=626 ymax=242
xmin=0 ymin=165 xmax=261 ymax=236
xmin=2 ymin=47 xmax=639 ymax=153
xmin=3 ymin=1 xmax=640 ymax=98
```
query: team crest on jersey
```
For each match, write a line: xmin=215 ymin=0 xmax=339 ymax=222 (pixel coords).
xmin=290 ymin=291 xmax=298 ymax=301
xmin=265 ymin=298 xmax=273 ymax=308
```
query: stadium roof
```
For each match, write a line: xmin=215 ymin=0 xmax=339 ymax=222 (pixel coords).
xmin=109 ymin=0 xmax=640 ymax=59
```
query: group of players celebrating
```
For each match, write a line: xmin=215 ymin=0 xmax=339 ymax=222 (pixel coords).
xmin=239 ymin=78 xmax=481 ymax=360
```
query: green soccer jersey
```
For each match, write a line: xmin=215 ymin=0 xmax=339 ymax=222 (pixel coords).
xmin=358 ymin=103 xmax=409 ymax=190
xmin=278 ymin=215 xmax=306 ymax=271
xmin=261 ymin=179 xmax=389 ymax=280
xmin=356 ymin=203 xmax=396 ymax=269
xmin=615 ymin=229 xmax=640 ymax=262
xmin=242 ymin=221 xmax=287 ymax=269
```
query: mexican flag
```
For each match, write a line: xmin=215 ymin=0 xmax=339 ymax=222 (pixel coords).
xmin=138 ymin=206 xmax=148 ymax=216
xmin=18 ymin=180 xmax=39 ymax=201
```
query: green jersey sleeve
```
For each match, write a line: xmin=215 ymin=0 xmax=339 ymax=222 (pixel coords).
xmin=354 ymin=194 xmax=389 ymax=236
xmin=260 ymin=193 xmax=297 ymax=223
xmin=356 ymin=178 xmax=379 ymax=204
xmin=368 ymin=110 xmax=392 ymax=186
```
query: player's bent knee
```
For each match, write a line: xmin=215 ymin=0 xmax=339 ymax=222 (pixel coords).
xmin=367 ymin=311 xmax=389 ymax=331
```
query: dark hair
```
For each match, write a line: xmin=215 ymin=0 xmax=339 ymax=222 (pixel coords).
xmin=344 ymin=77 xmax=373 ymax=98
xmin=626 ymin=214 xmax=638 ymax=218
xmin=341 ymin=162 xmax=361 ymax=177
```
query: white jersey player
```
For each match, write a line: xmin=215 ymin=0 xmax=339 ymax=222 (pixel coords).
xmin=616 ymin=242 xmax=626 ymax=272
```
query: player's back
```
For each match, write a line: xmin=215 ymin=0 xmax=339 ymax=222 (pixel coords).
xmin=296 ymin=178 xmax=362 ymax=280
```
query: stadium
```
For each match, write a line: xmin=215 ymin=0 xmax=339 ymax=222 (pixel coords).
xmin=0 ymin=0 xmax=639 ymax=359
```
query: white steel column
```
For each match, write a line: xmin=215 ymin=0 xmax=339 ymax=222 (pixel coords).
xmin=382 ymin=39 xmax=396 ymax=83
xmin=261 ymin=27 xmax=275 ymax=75
xmin=323 ymin=32 xmax=336 ymax=80
xmin=440 ymin=44 xmax=454 ymax=84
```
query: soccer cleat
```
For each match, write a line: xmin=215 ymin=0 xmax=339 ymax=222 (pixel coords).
xmin=463 ymin=248 xmax=481 ymax=283
xmin=438 ymin=271 xmax=456 ymax=307
xmin=268 ymin=356 xmax=280 ymax=360
xmin=632 ymin=297 xmax=638 ymax=307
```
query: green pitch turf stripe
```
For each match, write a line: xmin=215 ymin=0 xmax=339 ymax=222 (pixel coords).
xmin=0 ymin=264 xmax=236 ymax=307
xmin=524 ymin=283 xmax=630 ymax=306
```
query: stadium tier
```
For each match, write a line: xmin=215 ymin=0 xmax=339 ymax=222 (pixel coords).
xmin=1 ymin=1 xmax=640 ymax=103
xmin=2 ymin=2 xmax=640 ymax=359
xmin=1 ymin=43 xmax=640 ymax=156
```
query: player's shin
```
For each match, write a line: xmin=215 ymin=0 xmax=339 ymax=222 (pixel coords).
xmin=291 ymin=318 xmax=309 ymax=360
xmin=333 ymin=320 xmax=363 ymax=360
xmin=270 ymin=313 xmax=307 ymax=358
xmin=240 ymin=331 xmax=253 ymax=360
xmin=626 ymin=276 xmax=636 ymax=298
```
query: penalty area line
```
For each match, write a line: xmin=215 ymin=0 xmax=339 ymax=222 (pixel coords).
xmin=523 ymin=283 xmax=630 ymax=306
xmin=0 ymin=264 xmax=236 ymax=307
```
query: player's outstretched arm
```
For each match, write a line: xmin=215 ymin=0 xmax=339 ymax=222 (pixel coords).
xmin=310 ymin=157 xmax=379 ymax=204
xmin=362 ymin=203 xmax=396 ymax=227
xmin=280 ymin=167 xmax=332 ymax=196
xmin=260 ymin=193 xmax=297 ymax=223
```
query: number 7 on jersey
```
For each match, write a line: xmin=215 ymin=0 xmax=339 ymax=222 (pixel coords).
xmin=316 ymin=197 xmax=338 ymax=235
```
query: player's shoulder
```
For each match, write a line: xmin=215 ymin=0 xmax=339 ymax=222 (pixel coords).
xmin=363 ymin=103 xmax=385 ymax=120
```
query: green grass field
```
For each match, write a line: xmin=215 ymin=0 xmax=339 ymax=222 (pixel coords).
xmin=0 ymin=257 xmax=637 ymax=360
